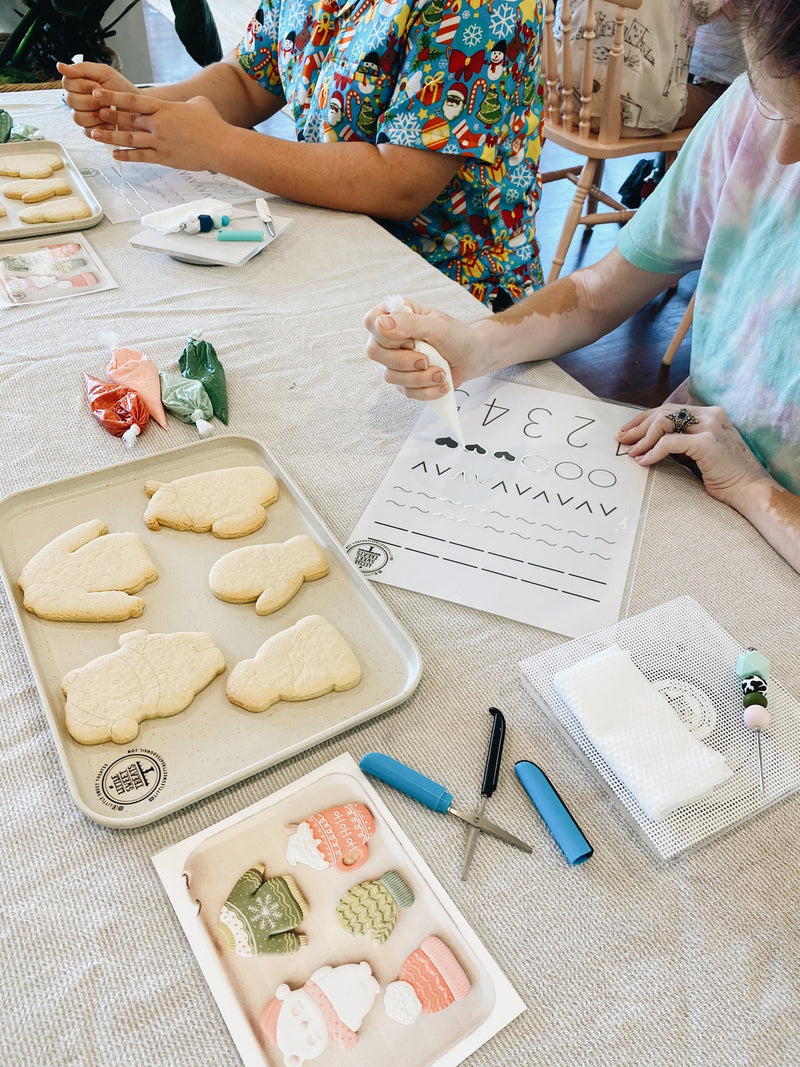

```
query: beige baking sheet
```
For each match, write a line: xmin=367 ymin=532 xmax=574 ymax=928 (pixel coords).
xmin=153 ymin=754 xmax=525 ymax=1067
xmin=0 ymin=140 xmax=103 ymax=239
xmin=0 ymin=437 xmax=421 ymax=827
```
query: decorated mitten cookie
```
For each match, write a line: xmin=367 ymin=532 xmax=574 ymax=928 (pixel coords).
xmin=260 ymin=961 xmax=379 ymax=1065
xmin=286 ymin=803 xmax=375 ymax=873
xmin=384 ymin=935 xmax=471 ymax=1025
xmin=336 ymin=870 xmax=415 ymax=943
xmin=218 ymin=863 xmax=309 ymax=957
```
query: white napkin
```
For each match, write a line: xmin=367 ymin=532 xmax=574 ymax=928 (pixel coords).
xmin=553 ymin=644 xmax=732 ymax=820
xmin=141 ymin=197 xmax=235 ymax=235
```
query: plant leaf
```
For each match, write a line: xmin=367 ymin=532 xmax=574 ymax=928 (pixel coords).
xmin=170 ymin=0 xmax=223 ymax=67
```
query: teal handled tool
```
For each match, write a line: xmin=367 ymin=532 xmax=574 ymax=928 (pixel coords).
xmin=217 ymin=229 xmax=264 ymax=242
xmin=461 ymin=707 xmax=507 ymax=881
xmin=360 ymin=752 xmax=532 ymax=856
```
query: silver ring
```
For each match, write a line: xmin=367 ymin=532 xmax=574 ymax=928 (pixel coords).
xmin=665 ymin=408 xmax=698 ymax=434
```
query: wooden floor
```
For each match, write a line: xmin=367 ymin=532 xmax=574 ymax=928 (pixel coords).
xmin=141 ymin=4 xmax=693 ymax=409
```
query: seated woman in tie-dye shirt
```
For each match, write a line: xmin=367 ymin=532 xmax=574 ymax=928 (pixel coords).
xmin=364 ymin=0 xmax=800 ymax=572
xmin=59 ymin=1 xmax=544 ymax=309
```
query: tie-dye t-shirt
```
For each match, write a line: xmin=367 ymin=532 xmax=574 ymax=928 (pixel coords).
xmin=617 ymin=75 xmax=800 ymax=493
xmin=236 ymin=1 xmax=544 ymax=305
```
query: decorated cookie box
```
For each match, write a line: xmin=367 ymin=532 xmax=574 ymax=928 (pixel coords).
xmin=154 ymin=754 xmax=524 ymax=1067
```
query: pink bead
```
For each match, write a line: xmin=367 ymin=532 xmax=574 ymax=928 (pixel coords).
xmin=743 ymin=705 xmax=770 ymax=730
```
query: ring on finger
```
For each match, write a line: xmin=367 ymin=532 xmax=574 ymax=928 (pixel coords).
xmin=665 ymin=408 xmax=698 ymax=434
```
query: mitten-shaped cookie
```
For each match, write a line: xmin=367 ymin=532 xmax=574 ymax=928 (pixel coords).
xmin=336 ymin=870 xmax=414 ymax=943
xmin=260 ymin=961 xmax=379 ymax=1065
xmin=384 ymin=935 xmax=471 ymax=1025
xmin=218 ymin=863 xmax=309 ymax=957
xmin=286 ymin=803 xmax=375 ymax=873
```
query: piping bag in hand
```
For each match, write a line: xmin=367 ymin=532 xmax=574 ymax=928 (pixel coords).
xmin=385 ymin=294 xmax=463 ymax=444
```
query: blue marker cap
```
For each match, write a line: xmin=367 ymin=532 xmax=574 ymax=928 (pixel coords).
xmin=514 ymin=760 xmax=593 ymax=865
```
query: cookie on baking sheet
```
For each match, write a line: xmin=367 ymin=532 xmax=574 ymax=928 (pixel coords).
xmin=209 ymin=534 xmax=328 ymax=614
xmin=227 ymin=614 xmax=361 ymax=713
xmin=18 ymin=195 xmax=91 ymax=224
xmin=18 ymin=519 xmax=158 ymax=622
xmin=3 ymin=177 xmax=72 ymax=203
xmin=144 ymin=465 xmax=279 ymax=538
xmin=0 ymin=151 xmax=64 ymax=178
xmin=62 ymin=629 xmax=226 ymax=745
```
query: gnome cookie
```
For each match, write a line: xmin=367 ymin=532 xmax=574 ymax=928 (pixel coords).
xmin=260 ymin=961 xmax=380 ymax=1065
xmin=218 ymin=863 xmax=309 ymax=957
xmin=336 ymin=870 xmax=415 ymax=944
xmin=384 ymin=935 xmax=471 ymax=1025
xmin=286 ymin=803 xmax=375 ymax=873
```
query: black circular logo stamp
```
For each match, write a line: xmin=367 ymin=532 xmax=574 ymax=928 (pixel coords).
xmin=345 ymin=539 xmax=392 ymax=575
xmin=96 ymin=749 xmax=167 ymax=810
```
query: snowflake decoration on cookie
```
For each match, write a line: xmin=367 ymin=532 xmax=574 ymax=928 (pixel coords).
xmin=248 ymin=895 xmax=287 ymax=932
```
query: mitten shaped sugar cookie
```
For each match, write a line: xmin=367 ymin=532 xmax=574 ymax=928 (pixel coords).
xmin=62 ymin=629 xmax=225 ymax=744
xmin=286 ymin=803 xmax=375 ymax=873
xmin=226 ymin=615 xmax=361 ymax=712
xmin=260 ymin=961 xmax=380 ymax=1065
xmin=218 ymin=863 xmax=309 ymax=957
xmin=384 ymin=935 xmax=471 ymax=1025
xmin=336 ymin=870 xmax=414 ymax=943
xmin=209 ymin=534 xmax=329 ymax=614
xmin=144 ymin=465 xmax=278 ymax=538
xmin=18 ymin=519 xmax=158 ymax=621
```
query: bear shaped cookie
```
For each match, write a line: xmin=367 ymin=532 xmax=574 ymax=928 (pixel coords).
xmin=144 ymin=465 xmax=279 ymax=538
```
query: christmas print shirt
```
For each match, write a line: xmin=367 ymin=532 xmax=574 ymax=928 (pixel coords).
xmin=618 ymin=75 xmax=800 ymax=493
xmin=237 ymin=0 xmax=544 ymax=304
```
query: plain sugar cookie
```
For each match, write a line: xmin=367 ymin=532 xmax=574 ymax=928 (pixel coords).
xmin=18 ymin=195 xmax=91 ymax=224
xmin=18 ymin=519 xmax=158 ymax=622
xmin=3 ymin=177 xmax=72 ymax=202
xmin=0 ymin=151 xmax=64 ymax=178
xmin=62 ymin=629 xmax=226 ymax=745
xmin=144 ymin=465 xmax=279 ymax=538
xmin=227 ymin=614 xmax=361 ymax=713
xmin=209 ymin=534 xmax=328 ymax=613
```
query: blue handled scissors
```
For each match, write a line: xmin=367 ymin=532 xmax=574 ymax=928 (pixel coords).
xmin=360 ymin=750 xmax=532 ymax=855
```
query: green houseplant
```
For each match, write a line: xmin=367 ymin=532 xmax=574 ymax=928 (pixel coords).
xmin=0 ymin=0 xmax=222 ymax=85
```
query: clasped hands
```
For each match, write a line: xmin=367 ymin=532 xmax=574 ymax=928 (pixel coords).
xmin=58 ymin=60 xmax=222 ymax=170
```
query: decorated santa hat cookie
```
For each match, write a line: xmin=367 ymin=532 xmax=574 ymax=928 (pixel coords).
xmin=336 ymin=869 xmax=415 ymax=943
xmin=260 ymin=960 xmax=380 ymax=1066
xmin=285 ymin=803 xmax=375 ymax=873
xmin=384 ymin=935 xmax=471 ymax=1025
xmin=218 ymin=863 xmax=309 ymax=958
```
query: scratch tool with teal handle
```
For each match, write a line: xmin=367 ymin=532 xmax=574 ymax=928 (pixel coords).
xmin=515 ymin=760 xmax=593 ymax=865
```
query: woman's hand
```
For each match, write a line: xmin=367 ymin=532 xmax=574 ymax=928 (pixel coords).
xmin=617 ymin=403 xmax=767 ymax=508
xmin=363 ymin=299 xmax=492 ymax=400
xmin=58 ymin=61 xmax=138 ymax=134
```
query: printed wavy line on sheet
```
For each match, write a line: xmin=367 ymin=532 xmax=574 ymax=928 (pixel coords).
xmin=489 ymin=510 xmax=512 ymax=519
xmin=392 ymin=486 xmax=413 ymax=494
xmin=535 ymin=538 xmax=558 ymax=547
xmin=562 ymin=545 xmax=585 ymax=554
xmin=541 ymin=523 xmax=562 ymax=532
xmin=485 ymin=526 xmax=505 ymax=534
xmin=589 ymin=552 xmax=612 ymax=561
xmin=594 ymin=537 xmax=617 ymax=545
xmin=566 ymin=530 xmax=588 ymax=538
xmin=515 ymin=516 xmax=537 ymax=527
xmin=508 ymin=531 xmax=533 ymax=541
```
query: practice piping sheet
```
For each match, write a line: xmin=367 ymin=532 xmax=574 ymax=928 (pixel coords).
xmin=348 ymin=378 xmax=650 ymax=637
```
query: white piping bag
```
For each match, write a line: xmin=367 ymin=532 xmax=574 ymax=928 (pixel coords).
xmin=385 ymin=294 xmax=464 ymax=443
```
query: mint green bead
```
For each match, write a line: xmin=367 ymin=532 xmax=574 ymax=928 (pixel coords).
xmin=735 ymin=648 xmax=770 ymax=681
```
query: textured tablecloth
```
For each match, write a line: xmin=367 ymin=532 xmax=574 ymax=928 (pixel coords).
xmin=1 ymin=92 xmax=799 ymax=1067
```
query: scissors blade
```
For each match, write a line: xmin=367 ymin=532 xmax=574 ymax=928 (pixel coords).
xmin=255 ymin=197 xmax=276 ymax=238
xmin=450 ymin=804 xmax=532 ymax=852
xmin=462 ymin=708 xmax=507 ymax=880
xmin=461 ymin=798 xmax=485 ymax=879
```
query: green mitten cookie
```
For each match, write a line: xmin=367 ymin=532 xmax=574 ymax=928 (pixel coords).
xmin=336 ymin=870 xmax=414 ymax=944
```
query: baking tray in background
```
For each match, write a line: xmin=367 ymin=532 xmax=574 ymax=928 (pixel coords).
xmin=154 ymin=753 xmax=525 ymax=1067
xmin=0 ymin=436 xmax=422 ymax=828
xmin=0 ymin=139 xmax=103 ymax=239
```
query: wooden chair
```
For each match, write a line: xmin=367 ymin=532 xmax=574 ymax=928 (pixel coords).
xmin=541 ymin=0 xmax=693 ymax=282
